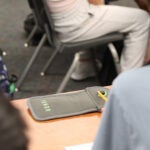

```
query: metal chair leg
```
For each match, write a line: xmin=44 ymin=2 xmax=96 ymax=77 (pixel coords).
xmin=40 ymin=46 xmax=63 ymax=76
xmin=56 ymin=53 xmax=80 ymax=93
xmin=56 ymin=43 xmax=121 ymax=93
xmin=15 ymin=33 xmax=47 ymax=91
xmin=108 ymin=43 xmax=121 ymax=74
xmin=24 ymin=25 xmax=38 ymax=47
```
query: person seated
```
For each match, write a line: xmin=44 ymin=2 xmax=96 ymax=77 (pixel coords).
xmin=0 ymin=90 xmax=28 ymax=150
xmin=92 ymin=63 xmax=150 ymax=150
xmin=46 ymin=0 xmax=150 ymax=81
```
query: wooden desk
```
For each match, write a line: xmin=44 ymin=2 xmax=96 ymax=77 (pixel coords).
xmin=11 ymin=99 xmax=102 ymax=150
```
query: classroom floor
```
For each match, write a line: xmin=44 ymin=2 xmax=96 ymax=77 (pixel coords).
xmin=0 ymin=0 xmax=137 ymax=99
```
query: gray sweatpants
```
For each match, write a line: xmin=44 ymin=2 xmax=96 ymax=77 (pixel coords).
xmin=50 ymin=0 xmax=150 ymax=72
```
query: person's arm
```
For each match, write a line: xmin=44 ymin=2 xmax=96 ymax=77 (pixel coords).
xmin=88 ymin=0 xmax=104 ymax=5
xmin=135 ymin=0 xmax=150 ymax=13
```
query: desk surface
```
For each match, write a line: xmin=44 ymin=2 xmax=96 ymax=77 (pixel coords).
xmin=11 ymin=99 xmax=102 ymax=150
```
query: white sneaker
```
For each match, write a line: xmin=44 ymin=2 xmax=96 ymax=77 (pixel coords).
xmin=71 ymin=59 xmax=97 ymax=81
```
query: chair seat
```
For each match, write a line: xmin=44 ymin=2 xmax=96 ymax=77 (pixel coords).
xmin=61 ymin=33 xmax=124 ymax=50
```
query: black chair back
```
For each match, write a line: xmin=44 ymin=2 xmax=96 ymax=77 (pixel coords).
xmin=27 ymin=0 xmax=46 ymax=31
xmin=41 ymin=0 xmax=61 ymax=48
xmin=27 ymin=0 xmax=34 ymax=9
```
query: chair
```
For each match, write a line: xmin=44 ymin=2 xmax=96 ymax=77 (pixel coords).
xmin=40 ymin=0 xmax=124 ymax=93
xmin=24 ymin=0 xmax=44 ymax=47
xmin=15 ymin=0 xmax=49 ymax=92
xmin=15 ymin=0 xmax=124 ymax=93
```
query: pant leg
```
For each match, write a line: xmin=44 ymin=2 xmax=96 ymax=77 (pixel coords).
xmin=52 ymin=1 xmax=150 ymax=72
xmin=80 ymin=5 xmax=150 ymax=72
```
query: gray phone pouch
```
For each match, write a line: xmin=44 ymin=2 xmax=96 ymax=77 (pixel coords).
xmin=27 ymin=86 xmax=109 ymax=121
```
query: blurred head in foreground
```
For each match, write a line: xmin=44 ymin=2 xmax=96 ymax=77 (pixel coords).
xmin=0 ymin=90 xmax=28 ymax=150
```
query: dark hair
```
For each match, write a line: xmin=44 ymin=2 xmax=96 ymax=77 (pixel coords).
xmin=0 ymin=90 xmax=28 ymax=150
xmin=145 ymin=60 xmax=150 ymax=65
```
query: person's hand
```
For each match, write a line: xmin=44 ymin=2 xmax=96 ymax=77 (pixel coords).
xmin=135 ymin=0 xmax=150 ymax=13
xmin=100 ymin=107 xmax=104 ymax=112
xmin=88 ymin=0 xmax=104 ymax=5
